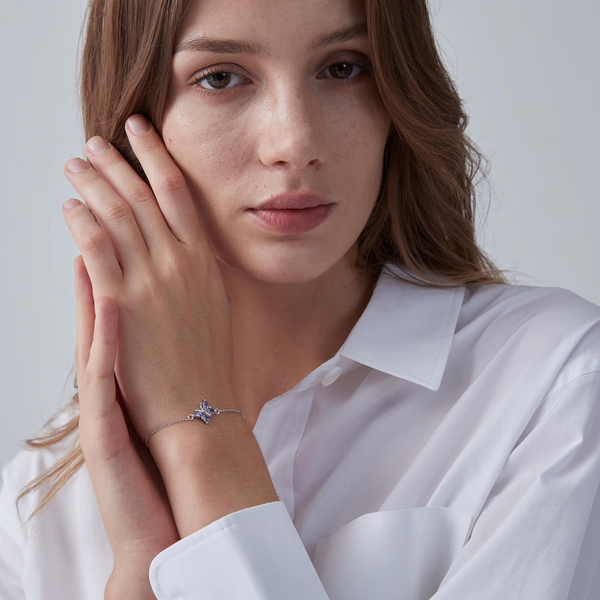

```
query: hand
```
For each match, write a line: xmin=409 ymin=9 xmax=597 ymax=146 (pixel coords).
xmin=73 ymin=255 xmax=180 ymax=566
xmin=61 ymin=114 xmax=237 ymax=450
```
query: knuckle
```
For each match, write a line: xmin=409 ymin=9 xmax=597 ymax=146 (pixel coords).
xmin=161 ymin=245 xmax=187 ymax=274
xmin=83 ymin=367 xmax=94 ymax=387
xmin=125 ymin=183 xmax=154 ymax=205
xmin=132 ymin=271 xmax=160 ymax=298
xmin=155 ymin=173 xmax=187 ymax=195
xmin=124 ymin=273 xmax=163 ymax=312
xmin=88 ymin=363 xmax=114 ymax=383
xmin=100 ymin=152 xmax=122 ymax=170
xmin=81 ymin=229 xmax=106 ymax=253
xmin=102 ymin=201 xmax=131 ymax=223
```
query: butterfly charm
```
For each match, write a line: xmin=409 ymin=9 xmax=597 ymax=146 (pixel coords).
xmin=193 ymin=398 xmax=218 ymax=424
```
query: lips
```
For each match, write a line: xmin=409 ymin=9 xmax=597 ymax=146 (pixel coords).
xmin=250 ymin=192 xmax=334 ymax=210
xmin=247 ymin=204 xmax=335 ymax=234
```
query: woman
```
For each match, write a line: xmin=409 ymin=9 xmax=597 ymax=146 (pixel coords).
xmin=1 ymin=0 xmax=599 ymax=598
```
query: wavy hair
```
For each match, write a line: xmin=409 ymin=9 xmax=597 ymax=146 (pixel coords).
xmin=14 ymin=0 xmax=519 ymax=529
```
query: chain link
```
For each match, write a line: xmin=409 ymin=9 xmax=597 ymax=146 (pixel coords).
xmin=144 ymin=404 xmax=246 ymax=447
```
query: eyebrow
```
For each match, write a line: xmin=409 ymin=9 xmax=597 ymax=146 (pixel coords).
xmin=173 ymin=23 xmax=368 ymax=58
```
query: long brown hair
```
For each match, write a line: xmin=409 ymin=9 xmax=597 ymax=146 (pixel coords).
xmin=14 ymin=0 xmax=519 ymax=529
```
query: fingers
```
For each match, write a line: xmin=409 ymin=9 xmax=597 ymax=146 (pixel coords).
xmin=83 ymin=293 xmax=119 ymax=419
xmin=64 ymin=157 xmax=150 ymax=275
xmin=75 ymin=258 xmax=121 ymax=460
xmin=75 ymin=261 xmax=131 ymax=472
xmin=74 ymin=255 xmax=95 ymax=370
xmin=64 ymin=114 xmax=211 ymax=303
xmin=62 ymin=197 xmax=123 ymax=289
xmin=83 ymin=136 xmax=174 ymax=254
xmin=124 ymin=115 xmax=209 ymax=250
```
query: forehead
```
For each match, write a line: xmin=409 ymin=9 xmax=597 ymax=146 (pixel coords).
xmin=175 ymin=0 xmax=368 ymax=55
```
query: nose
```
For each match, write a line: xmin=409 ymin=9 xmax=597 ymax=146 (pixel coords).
xmin=257 ymin=81 xmax=328 ymax=170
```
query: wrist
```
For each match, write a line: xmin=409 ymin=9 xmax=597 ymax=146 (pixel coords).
xmin=105 ymin=563 xmax=156 ymax=600
xmin=148 ymin=406 xmax=251 ymax=463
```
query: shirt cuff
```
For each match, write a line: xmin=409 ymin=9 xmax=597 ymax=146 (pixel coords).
xmin=148 ymin=500 xmax=330 ymax=599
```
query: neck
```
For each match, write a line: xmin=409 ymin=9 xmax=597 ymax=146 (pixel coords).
xmin=218 ymin=248 xmax=377 ymax=426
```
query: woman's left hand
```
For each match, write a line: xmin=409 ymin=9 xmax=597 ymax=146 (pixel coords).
xmin=73 ymin=256 xmax=181 ymax=571
xmin=62 ymin=114 xmax=237 ymax=450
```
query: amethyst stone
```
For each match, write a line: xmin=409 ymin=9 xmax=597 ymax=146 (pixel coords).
xmin=193 ymin=398 xmax=216 ymax=424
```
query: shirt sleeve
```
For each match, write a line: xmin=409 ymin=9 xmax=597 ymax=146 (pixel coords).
xmin=432 ymin=362 xmax=600 ymax=600
xmin=0 ymin=462 xmax=27 ymax=599
xmin=148 ymin=499 xmax=330 ymax=599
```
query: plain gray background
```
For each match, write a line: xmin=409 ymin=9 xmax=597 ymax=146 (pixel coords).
xmin=1 ymin=0 xmax=599 ymax=475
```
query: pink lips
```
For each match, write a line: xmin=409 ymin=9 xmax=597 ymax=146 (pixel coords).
xmin=247 ymin=204 xmax=335 ymax=234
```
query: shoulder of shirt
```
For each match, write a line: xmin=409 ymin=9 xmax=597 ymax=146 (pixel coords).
xmin=463 ymin=281 xmax=600 ymax=388
xmin=0 ymin=404 xmax=80 ymax=546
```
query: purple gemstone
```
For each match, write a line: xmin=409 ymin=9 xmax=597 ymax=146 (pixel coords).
xmin=192 ymin=399 xmax=216 ymax=424
xmin=202 ymin=399 xmax=216 ymax=415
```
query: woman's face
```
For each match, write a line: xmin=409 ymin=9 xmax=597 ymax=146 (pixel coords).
xmin=161 ymin=0 xmax=391 ymax=283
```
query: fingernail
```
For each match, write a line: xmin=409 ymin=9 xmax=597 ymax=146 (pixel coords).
xmin=127 ymin=115 xmax=150 ymax=136
xmin=63 ymin=198 xmax=81 ymax=209
xmin=66 ymin=158 xmax=91 ymax=173
xmin=86 ymin=136 xmax=110 ymax=156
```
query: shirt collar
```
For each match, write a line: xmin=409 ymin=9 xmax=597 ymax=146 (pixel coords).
xmin=339 ymin=262 xmax=466 ymax=391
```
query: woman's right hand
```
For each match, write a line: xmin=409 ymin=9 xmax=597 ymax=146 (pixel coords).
xmin=73 ymin=254 xmax=181 ymax=572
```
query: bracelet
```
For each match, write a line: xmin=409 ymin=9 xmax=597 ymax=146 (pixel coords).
xmin=144 ymin=398 xmax=246 ymax=447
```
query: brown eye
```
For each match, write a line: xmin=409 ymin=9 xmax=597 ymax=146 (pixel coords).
xmin=327 ymin=62 xmax=357 ymax=79
xmin=189 ymin=58 xmax=373 ymax=98
xmin=190 ymin=65 xmax=247 ymax=92
xmin=202 ymin=72 xmax=234 ymax=90
xmin=320 ymin=59 xmax=373 ymax=82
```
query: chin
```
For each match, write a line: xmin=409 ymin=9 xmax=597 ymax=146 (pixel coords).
xmin=216 ymin=248 xmax=346 ymax=285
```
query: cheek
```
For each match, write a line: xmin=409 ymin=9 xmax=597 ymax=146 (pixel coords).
xmin=161 ymin=104 xmax=257 ymax=217
xmin=321 ymin=84 xmax=391 ymax=159
xmin=163 ymin=109 xmax=245 ymax=173
xmin=327 ymin=112 xmax=389 ymax=194
xmin=159 ymin=106 xmax=252 ymax=239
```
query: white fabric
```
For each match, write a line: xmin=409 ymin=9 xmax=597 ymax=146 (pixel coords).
xmin=2 ymin=262 xmax=600 ymax=599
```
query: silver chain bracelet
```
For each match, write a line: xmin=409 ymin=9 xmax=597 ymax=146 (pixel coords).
xmin=145 ymin=398 xmax=246 ymax=447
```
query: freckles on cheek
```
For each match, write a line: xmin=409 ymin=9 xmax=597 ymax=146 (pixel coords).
xmin=169 ymin=117 xmax=244 ymax=172
xmin=329 ymin=118 xmax=371 ymax=158
xmin=327 ymin=84 xmax=390 ymax=139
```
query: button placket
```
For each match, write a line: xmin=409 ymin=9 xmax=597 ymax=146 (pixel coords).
xmin=281 ymin=388 xmax=315 ymax=520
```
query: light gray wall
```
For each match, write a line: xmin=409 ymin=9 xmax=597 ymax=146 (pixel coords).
xmin=1 ymin=0 xmax=599 ymax=474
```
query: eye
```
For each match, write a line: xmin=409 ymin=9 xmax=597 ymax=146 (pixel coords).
xmin=319 ymin=60 xmax=372 ymax=82
xmin=190 ymin=65 xmax=248 ymax=92
xmin=189 ymin=58 xmax=373 ymax=96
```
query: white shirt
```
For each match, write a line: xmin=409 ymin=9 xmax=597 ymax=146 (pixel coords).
xmin=2 ymin=262 xmax=600 ymax=600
